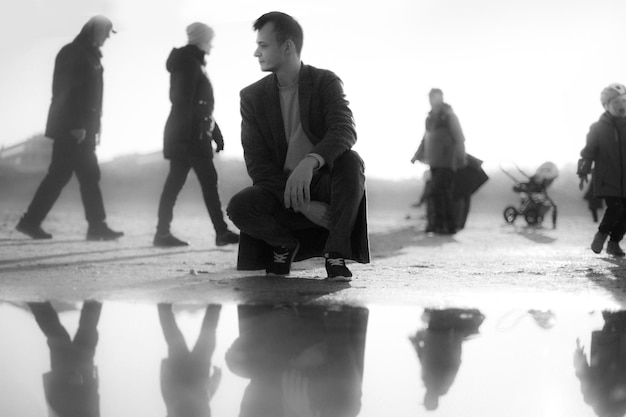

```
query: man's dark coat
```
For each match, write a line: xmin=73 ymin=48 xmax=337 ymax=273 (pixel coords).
xmin=237 ymin=64 xmax=369 ymax=270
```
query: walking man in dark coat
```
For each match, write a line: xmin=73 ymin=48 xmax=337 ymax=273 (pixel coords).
xmin=227 ymin=12 xmax=369 ymax=281
xmin=154 ymin=22 xmax=239 ymax=247
xmin=16 ymin=15 xmax=123 ymax=240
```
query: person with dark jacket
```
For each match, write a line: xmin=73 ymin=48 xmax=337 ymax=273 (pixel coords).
xmin=154 ymin=22 xmax=239 ymax=247
xmin=578 ymin=83 xmax=626 ymax=256
xmin=158 ymin=303 xmax=222 ymax=417
xmin=29 ymin=301 xmax=103 ymax=417
xmin=226 ymin=12 xmax=369 ymax=281
xmin=412 ymin=88 xmax=467 ymax=234
xmin=16 ymin=15 xmax=123 ymax=241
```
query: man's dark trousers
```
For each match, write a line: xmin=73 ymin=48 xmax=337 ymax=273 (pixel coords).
xmin=227 ymin=151 xmax=365 ymax=258
xmin=157 ymin=156 xmax=228 ymax=235
xmin=23 ymin=139 xmax=106 ymax=226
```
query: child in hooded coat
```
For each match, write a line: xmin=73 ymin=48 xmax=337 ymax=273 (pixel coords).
xmin=578 ymin=83 xmax=626 ymax=256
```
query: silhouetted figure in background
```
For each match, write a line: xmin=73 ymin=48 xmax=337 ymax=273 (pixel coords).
xmin=579 ymin=83 xmax=626 ymax=257
xmin=16 ymin=16 xmax=123 ymax=241
xmin=154 ymin=23 xmax=239 ymax=248
xmin=158 ymin=303 xmax=222 ymax=417
xmin=225 ymin=304 xmax=368 ymax=417
xmin=226 ymin=12 xmax=369 ymax=281
xmin=29 ymin=301 xmax=102 ymax=417
xmin=409 ymin=308 xmax=484 ymax=411
xmin=574 ymin=311 xmax=626 ymax=417
xmin=412 ymin=89 xmax=467 ymax=235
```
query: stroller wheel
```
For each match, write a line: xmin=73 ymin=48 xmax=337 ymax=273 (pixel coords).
xmin=524 ymin=208 xmax=541 ymax=225
xmin=503 ymin=206 xmax=517 ymax=223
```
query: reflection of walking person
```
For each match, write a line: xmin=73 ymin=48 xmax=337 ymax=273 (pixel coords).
xmin=29 ymin=301 xmax=102 ymax=417
xmin=411 ymin=89 xmax=467 ymax=235
xmin=578 ymin=83 xmax=626 ymax=257
xmin=158 ymin=303 xmax=222 ymax=417
xmin=16 ymin=16 xmax=123 ymax=241
xmin=409 ymin=308 xmax=484 ymax=411
xmin=574 ymin=311 xmax=626 ymax=417
xmin=154 ymin=23 xmax=239 ymax=248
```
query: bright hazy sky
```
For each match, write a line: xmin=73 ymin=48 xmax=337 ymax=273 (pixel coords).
xmin=1 ymin=0 xmax=626 ymax=179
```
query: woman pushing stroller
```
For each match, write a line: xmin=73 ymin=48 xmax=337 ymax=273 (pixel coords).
xmin=578 ymin=83 xmax=626 ymax=257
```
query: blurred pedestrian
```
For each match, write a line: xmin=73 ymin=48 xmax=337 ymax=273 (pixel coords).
xmin=409 ymin=308 xmax=484 ymax=411
xmin=412 ymin=88 xmax=467 ymax=234
xmin=226 ymin=12 xmax=369 ymax=280
xmin=154 ymin=22 xmax=239 ymax=247
xmin=16 ymin=16 xmax=123 ymax=240
xmin=578 ymin=83 xmax=626 ymax=256
xmin=29 ymin=301 xmax=102 ymax=417
xmin=158 ymin=303 xmax=222 ymax=416
xmin=574 ymin=311 xmax=626 ymax=417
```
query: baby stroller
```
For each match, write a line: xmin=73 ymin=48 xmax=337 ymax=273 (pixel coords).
xmin=502 ymin=162 xmax=558 ymax=228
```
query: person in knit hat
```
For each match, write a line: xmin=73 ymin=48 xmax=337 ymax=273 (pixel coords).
xmin=154 ymin=22 xmax=239 ymax=247
xmin=578 ymin=83 xmax=626 ymax=256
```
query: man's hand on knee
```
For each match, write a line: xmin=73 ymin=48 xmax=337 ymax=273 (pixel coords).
xmin=294 ymin=201 xmax=330 ymax=229
xmin=284 ymin=156 xmax=319 ymax=209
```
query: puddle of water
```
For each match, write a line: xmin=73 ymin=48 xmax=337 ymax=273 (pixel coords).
xmin=0 ymin=301 xmax=620 ymax=417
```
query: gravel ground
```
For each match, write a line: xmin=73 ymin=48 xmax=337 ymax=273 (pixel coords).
xmin=1 ymin=198 xmax=625 ymax=310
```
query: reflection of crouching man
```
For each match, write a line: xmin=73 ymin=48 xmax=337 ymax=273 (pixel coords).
xmin=227 ymin=12 xmax=369 ymax=281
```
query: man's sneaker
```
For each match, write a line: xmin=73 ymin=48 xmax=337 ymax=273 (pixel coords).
xmin=266 ymin=242 xmax=299 ymax=276
xmin=153 ymin=232 xmax=189 ymax=247
xmin=87 ymin=224 xmax=124 ymax=241
xmin=16 ymin=218 xmax=52 ymax=239
xmin=607 ymin=241 xmax=626 ymax=257
xmin=216 ymin=230 xmax=239 ymax=246
xmin=325 ymin=253 xmax=353 ymax=282
xmin=591 ymin=232 xmax=609 ymax=254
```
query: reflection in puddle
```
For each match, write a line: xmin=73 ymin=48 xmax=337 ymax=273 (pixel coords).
xmin=0 ymin=302 xmax=620 ymax=416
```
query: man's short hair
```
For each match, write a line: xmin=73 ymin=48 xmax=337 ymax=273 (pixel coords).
xmin=253 ymin=11 xmax=303 ymax=55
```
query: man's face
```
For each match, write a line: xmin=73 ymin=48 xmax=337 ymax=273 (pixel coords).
xmin=198 ymin=35 xmax=213 ymax=55
xmin=608 ymin=95 xmax=626 ymax=117
xmin=93 ymin=26 xmax=111 ymax=47
xmin=429 ymin=93 xmax=444 ymax=109
xmin=254 ymin=23 xmax=286 ymax=72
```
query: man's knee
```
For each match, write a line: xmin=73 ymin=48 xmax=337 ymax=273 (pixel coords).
xmin=227 ymin=187 xmax=266 ymax=225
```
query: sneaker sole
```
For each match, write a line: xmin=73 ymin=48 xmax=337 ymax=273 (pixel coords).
xmin=16 ymin=226 xmax=52 ymax=239
xmin=325 ymin=276 xmax=353 ymax=283
xmin=87 ymin=235 xmax=124 ymax=241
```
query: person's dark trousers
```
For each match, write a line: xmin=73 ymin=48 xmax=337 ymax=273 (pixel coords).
xmin=28 ymin=301 xmax=102 ymax=371
xmin=158 ymin=303 xmax=220 ymax=368
xmin=227 ymin=151 xmax=365 ymax=258
xmin=23 ymin=139 xmax=106 ymax=226
xmin=429 ymin=167 xmax=455 ymax=233
xmin=599 ymin=197 xmax=626 ymax=242
xmin=157 ymin=156 xmax=228 ymax=235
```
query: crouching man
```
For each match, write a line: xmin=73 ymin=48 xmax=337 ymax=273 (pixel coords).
xmin=227 ymin=12 xmax=369 ymax=281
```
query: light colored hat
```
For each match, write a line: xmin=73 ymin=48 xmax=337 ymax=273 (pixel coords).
xmin=601 ymin=83 xmax=626 ymax=108
xmin=186 ymin=22 xmax=214 ymax=45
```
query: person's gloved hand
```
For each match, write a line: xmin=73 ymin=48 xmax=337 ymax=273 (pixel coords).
xmin=578 ymin=175 xmax=588 ymax=191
